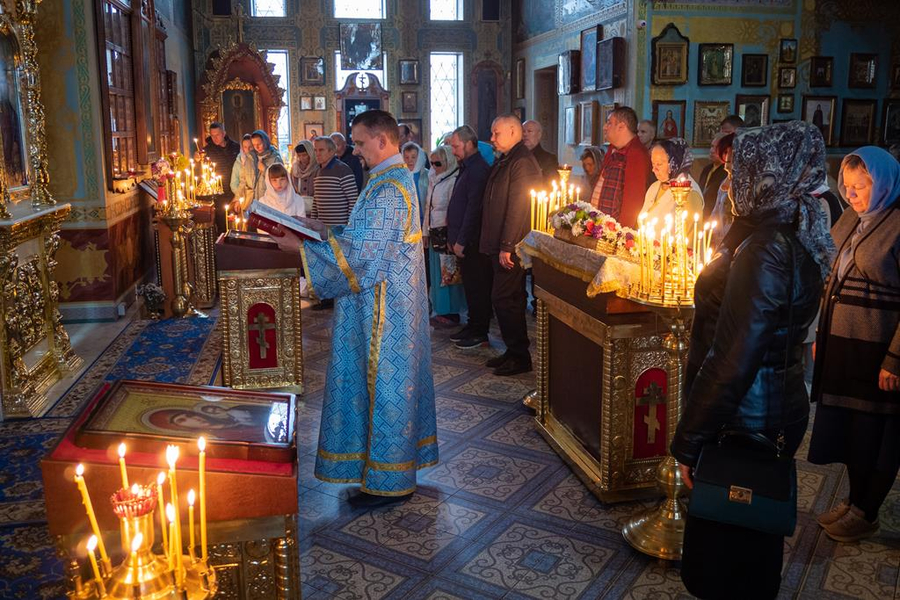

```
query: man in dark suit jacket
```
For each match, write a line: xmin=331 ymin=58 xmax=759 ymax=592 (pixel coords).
xmin=446 ymin=125 xmax=493 ymax=350
xmin=480 ymin=115 xmax=542 ymax=376
xmin=522 ymin=120 xmax=558 ymax=186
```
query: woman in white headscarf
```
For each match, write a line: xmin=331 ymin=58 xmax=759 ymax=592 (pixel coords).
xmin=402 ymin=141 xmax=430 ymax=226
xmin=259 ymin=163 xmax=305 ymax=217
xmin=423 ymin=145 xmax=466 ymax=327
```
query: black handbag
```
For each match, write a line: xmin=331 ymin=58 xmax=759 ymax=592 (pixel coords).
xmin=688 ymin=241 xmax=798 ymax=537
xmin=429 ymin=226 xmax=449 ymax=253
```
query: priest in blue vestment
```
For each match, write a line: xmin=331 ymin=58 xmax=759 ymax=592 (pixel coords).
xmin=272 ymin=110 xmax=437 ymax=505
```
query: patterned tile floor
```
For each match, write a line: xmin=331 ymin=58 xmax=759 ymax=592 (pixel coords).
xmin=296 ymin=306 xmax=900 ymax=600
xmin=2 ymin=303 xmax=899 ymax=598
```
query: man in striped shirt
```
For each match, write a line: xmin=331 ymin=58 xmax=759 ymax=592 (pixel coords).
xmin=311 ymin=136 xmax=359 ymax=309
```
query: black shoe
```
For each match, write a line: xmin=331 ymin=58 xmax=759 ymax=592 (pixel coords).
xmin=485 ymin=352 xmax=510 ymax=368
xmin=311 ymin=299 xmax=334 ymax=311
xmin=455 ymin=334 xmax=489 ymax=349
xmin=347 ymin=490 xmax=412 ymax=508
xmin=449 ymin=326 xmax=473 ymax=342
xmin=494 ymin=359 xmax=533 ymax=376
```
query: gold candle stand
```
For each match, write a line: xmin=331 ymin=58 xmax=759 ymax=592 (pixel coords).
xmin=160 ymin=215 xmax=196 ymax=319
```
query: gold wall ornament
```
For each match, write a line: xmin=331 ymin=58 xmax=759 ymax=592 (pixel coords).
xmin=198 ymin=42 xmax=285 ymax=143
xmin=11 ymin=0 xmax=53 ymax=207
xmin=0 ymin=202 xmax=82 ymax=419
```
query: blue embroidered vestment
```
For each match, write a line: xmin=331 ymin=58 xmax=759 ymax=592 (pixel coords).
xmin=300 ymin=156 xmax=438 ymax=496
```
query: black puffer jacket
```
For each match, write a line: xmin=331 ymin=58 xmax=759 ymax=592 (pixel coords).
xmin=670 ymin=214 xmax=823 ymax=467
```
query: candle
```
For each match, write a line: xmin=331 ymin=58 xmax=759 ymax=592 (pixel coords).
xmin=224 ymin=204 xmax=229 ymax=232
xmin=86 ymin=536 xmax=106 ymax=596
xmin=166 ymin=504 xmax=176 ymax=572
xmin=707 ymin=221 xmax=717 ymax=254
xmin=74 ymin=465 xmax=109 ymax=564
xmin=194 ymin=138 xmax=201 ymax=153
xmin=156 ymin=472 xmax=168 ymax=557
xmin=166 ymin=445 xmax=184 ymax=580
xmin=117 ymin=443 xmax=129 ymax=489
xmin=198 ymin=436 xmax=208 ymax=562
xmin=187 ymin=489 xmax=196 ymax=563
xmin=576 ymin=187 xmax=581 ymax=203
xmin=530 ymin=190 xmax=536 ymax=231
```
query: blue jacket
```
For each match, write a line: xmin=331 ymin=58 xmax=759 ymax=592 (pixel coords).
xmin=447 ymin=152 xmax=491 ymax=249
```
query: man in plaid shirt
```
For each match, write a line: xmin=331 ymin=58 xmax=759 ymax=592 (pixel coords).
xmin=591 ymin=107 xmax=653 ymax=227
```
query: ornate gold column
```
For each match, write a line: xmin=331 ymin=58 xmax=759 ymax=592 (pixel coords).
xmin=13 ymin=0 xmax=54 ymax=208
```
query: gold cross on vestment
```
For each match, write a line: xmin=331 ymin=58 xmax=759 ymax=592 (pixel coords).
xmin=637 ymin=382 xmax=665 ymax=444
xmin=249 ymin=312 xmax=275 ymax=359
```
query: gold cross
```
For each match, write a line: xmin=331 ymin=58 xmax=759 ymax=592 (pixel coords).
xmin=249 ymin=312 xmax=275 ymax=359
xmin=637 ymin=382 xmax=665 ymax=445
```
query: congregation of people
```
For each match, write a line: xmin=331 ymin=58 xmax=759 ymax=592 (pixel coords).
xmin=197 ymin=102 xmax=900 ymax=598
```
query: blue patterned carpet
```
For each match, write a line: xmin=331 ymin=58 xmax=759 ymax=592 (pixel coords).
xmin=0 ymin=316 xmax=221 ymax=600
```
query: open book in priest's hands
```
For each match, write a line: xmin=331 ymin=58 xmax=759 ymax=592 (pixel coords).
xmin=247 ymin=200 xmax=325 ymax=242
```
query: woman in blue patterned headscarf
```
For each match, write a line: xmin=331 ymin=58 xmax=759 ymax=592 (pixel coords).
xmin=640 ymin=137 xmax=703 ymax=222
xmin=808 ymin=146 xmax=900 ymax=544
xmin=672 ymin=122 xmax=834 ymax=599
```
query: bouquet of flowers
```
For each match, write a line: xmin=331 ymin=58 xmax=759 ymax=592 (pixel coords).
xmin=550 ymin=202 xmax=639 ymax=261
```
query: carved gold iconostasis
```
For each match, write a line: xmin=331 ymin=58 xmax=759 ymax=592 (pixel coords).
xmin=0 ymin=0 xmax=81 ymax=420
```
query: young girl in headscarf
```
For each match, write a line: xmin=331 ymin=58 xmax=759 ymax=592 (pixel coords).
xmin=259 ymin=163 xmax=306 ymax=217
xmin=641 ymin=137 xmax=703 ymax=223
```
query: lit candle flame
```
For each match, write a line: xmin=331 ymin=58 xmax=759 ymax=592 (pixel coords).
xmin=131 ymin=483 xmax=139 ymax=495
xmin=87 ymin=535 xmax=97 ymax=551
xmin=76 ymin=464 xmax=84 ymax=477
xmin=166 ymin=503 xmax=175 ymax=523
xmin=157 ymin=471 xmax=166 ymax=486
xmin=198 ymin=436 xmax=206 ymax=452
xmin=166 ymin=445 xmax=179 ymax=468
xmin=118 ymin=443 xmax=126 ymax=458
xmin=188 ymin=489 xmax=196 ymax=506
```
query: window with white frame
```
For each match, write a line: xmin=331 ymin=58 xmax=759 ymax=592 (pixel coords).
xmin=430 ymin=0 xmax=464 ymax=21
xmin=429 ymin=52 xmax=464 ymax=148
xmin=334 ymin=51 xmax=388 ymax=90
xmin=251 ymin=0 xmax=285 ymax=17
xmin=334 ymin=0 xmax=385 ymax=19
xmin=264 ymin=49 xmax=292 ymax=153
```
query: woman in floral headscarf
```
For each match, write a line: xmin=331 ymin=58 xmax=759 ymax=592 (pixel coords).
xmin=808 ymin=146 xmax=900 ymax=543
xmin=671 ymin=122 xmax=835 ymax=599
xmin=641 ymin=138 xmax=703 ymax=223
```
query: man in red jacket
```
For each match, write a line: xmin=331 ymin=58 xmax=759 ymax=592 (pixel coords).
xmin=591 ymin=106 xmax=653 ymax=228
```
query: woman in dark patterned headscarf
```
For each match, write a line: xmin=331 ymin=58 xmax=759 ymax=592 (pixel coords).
xmin=641 ymin=137 xmax=704 ymax=222
xmin=671 ymin=122 xmax=835 ymax=599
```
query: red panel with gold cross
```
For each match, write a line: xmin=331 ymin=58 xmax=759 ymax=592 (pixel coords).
xmin=247 ymin=303 xmax=278 ymax=369
xmin=633 ymin=367 xmax=667 ymax=459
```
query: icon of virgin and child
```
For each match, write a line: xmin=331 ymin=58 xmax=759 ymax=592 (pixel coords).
xmin=139 ymin=400 xmax=289 ymax=443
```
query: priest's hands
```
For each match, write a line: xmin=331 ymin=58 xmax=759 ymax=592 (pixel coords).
xmin=270 ymin=225 xmax=301 ymax=253
xmin=292 ymin=216 xmax=327 ymax=237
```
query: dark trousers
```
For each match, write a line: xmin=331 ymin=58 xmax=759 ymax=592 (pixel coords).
xmin=489 ymin=253 xmax=530 ymax=361
xmin=459 ymin=249 xmax=492 ymax=336
xmin=681 ymin=417 xmax=808 ymax=600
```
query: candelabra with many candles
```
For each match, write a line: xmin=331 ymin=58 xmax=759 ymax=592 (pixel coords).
xmin=71 ymin=439 xmax=216 ymax=599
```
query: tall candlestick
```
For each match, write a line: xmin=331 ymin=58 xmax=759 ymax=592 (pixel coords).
xmin=198 ymin=436 xmax=208 ymax=562
xmin=187 ymin=489 xmax=197 ymax=563
xmin=74 ymin=465 xmax=109 ymax=564
xmin=86 ymin=536 xmax=106 ymax=597
xmin=117 ymin=443 xmax=129 ymax=489
xmin=156 ymin=472 xmax=168 ymax=557
xmin=166 ymin=504 xmax=176 ymax=572
xmin=194 ymin=138 xmax=201 ymax=154
xmin=166 ymin=445 xmax=184 ymax=583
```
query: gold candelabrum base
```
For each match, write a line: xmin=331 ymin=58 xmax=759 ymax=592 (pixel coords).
xmin=71 ymin=514 xmax=217 ymax=600
xmin=618 ymin=297 xmax=693 ymax=560
xmin=160 ymin=215 xmax=196 ymax=319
